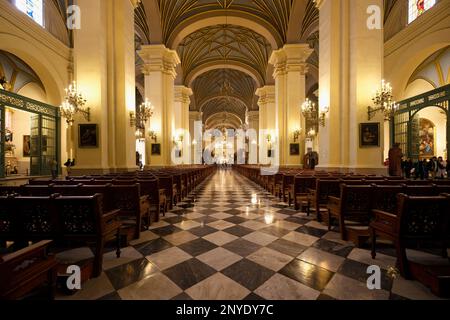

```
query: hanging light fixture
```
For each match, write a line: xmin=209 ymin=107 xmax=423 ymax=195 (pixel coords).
xmin=60 ymin=81 xmax=90 ymax=126
xmin=368 ymin=79 xmax=399 ymax=121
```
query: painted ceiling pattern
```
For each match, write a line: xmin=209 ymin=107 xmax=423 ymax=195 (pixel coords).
xmin=157 ymin=0 xmax=294 ymax=46
xmin=178 ymin=24 xmax=272 ymax=85
xmin=192 ymin=68 xmax=257 ymax=115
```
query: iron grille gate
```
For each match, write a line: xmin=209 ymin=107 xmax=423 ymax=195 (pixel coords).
xmin=391 ymin=84 xmax=450 ymax=160
xmin=0 ymin=89 xmax=60 ymax=178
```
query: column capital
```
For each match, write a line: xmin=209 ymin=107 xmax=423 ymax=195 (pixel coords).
xmin=138 ymin=45 xmax=181 ymax=78
xmin=256 ymin=85 xmax=275 ymax=106
xmin=130 ymin=0 xmax=141 ymax=8
xmin=248 ymin=111 xmax=259 ymax=121
xmin=189 ymin=111 xmax=202 ymax=121
xmin=175 ymin=86 xmax=193 ymax=104
xmin=269 ymin=44 xmax=313 ymax=77
xmin=314 ymin=0 xmax=325 ymax=10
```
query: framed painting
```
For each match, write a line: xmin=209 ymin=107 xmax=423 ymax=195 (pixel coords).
xmin=79 ymin=124 xmax=98 ymax=148
xmin=23 ymin=135 xmax=31 ymax=157
xmin=360 ymin=123 xmax=380 ymax=147
xmin=290 ymin=143 xmax=300 ymax=156
xmin=151 ymin=143 xmax=161 ymax=155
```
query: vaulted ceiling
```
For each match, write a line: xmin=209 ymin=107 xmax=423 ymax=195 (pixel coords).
xmin=135 ymin=0 xmax=323 ymax=130
xmin=178 ymin=25 xmax=272 ymax=86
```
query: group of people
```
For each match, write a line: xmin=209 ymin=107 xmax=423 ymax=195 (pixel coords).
xmin=388 ymin=143 xmax=449 ymax=179
xmin=402 ymin=157 xmax=449 ymax=180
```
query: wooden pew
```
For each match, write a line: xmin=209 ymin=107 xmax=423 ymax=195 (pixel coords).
xmin=0 ymin=240 xmax=58 ymax=300
xmin=370 ymin=194 xmax=450 ymax=297
xmin=328 ymin=185 xmax=373 ymax=247
xmin=0 ymin=194 xmax=122 ymax=277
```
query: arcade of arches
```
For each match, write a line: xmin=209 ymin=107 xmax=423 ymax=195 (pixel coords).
xmin=1 ymin=0 xmax=450 ymax=301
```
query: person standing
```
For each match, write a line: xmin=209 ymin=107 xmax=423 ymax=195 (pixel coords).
xmin=388 ymin=143 xmax=403 ymax=177
xmin=436 ymin=157 xmax=446 ymax=179
xmin=404 ymin=158 xmax=413 ymax=179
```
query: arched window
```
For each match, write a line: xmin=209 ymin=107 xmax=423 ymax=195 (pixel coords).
xmin=408 ymin=0 xmax=436 ymax=24
xmin=15 ymin=0 xmax=44 ymax=27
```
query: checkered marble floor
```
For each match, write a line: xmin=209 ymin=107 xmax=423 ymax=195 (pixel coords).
xmin=57 ymin=169 xmax=448 ymax=300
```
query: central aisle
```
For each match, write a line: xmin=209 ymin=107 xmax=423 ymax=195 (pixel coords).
xmin=61 ymin=168 xmax=436 ymax=300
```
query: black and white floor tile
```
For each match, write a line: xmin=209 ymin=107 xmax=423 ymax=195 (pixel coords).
xmin=56 ymin=169 xmax=449 ymax=300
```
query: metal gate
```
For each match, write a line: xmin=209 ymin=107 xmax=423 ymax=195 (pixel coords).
xmin=391 ymin=84 xmax=449 ymax=160
xmin=0 ymin=90 xmax=60 ymax=178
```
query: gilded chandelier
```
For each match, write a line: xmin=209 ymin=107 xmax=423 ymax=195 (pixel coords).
xmin=368 ymin=80 xmax=399 ymax=121
xmin=60 ymin=81 xmax=90 ymax=126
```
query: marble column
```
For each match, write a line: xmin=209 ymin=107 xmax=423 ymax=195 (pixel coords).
xmin=256 ymin=86 xmax=275 ymax=165
xmin=247 ymin=111 xmax=259 ymax=164
xmin=72 ymin=0 xmax=137 ymax=173
xmin=269 ymin=44 xmax=313 ymax=167
xmin=138 ymin=45 xmax=180 ymax=167
xmin=189 ymin=111 xmax=203 ymax=164
xmin=316 ymin=0 xmax=385 ymax=174
xmin=174 ymin=86 xmax=193 ymax=164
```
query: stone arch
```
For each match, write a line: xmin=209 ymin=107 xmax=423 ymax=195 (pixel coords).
xmin=186 ymin=61 xmax=263 ymax=88
xmin=0 ymin=33 xmax=67 ymax=105
xmin=169 ymin=14 xmax=280 ymax=51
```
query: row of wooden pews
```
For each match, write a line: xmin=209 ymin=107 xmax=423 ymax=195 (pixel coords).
xmin=235 ymin=165 xmax=450 ymax=297
xmin=0 ymin=165 xmax=215 ymax=299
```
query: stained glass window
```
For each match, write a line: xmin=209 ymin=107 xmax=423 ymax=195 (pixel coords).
xmin=408 ymin=0 xmax=436 ymax=24
xmin=15 ymin=0 xmax=44 ymax=27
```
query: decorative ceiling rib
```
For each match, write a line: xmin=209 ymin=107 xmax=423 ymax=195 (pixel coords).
xmin=202 ymin=97 xmax=247 ymax=123
xmin=301 ymin=0 xmax=319 ymax=39
xmin=193 ymin=69 xmax=257 ymax=110
xmin=135 ymin=1 xmax=151 ymax=44
xmin=178 ymin=24 xmax=272 ymax=85
xmin=157 ymin=0 xmax=294 ymax=46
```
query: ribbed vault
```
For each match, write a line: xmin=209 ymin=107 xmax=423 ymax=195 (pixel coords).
xmin=178 ymin=25 xmax=272 ymax=85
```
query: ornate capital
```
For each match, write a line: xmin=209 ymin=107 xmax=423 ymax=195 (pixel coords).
xmin=269 ymin=44 xmax=313 ymax=78
xmin=256 ymin=85 xmax=276 ymax=106
xmin=175 ymin=86 xmax=193 ymax=104
xmin=130 ymin=0 xmax=141 ymax=8
xmin=314 ymin=0 xmax=325 ymax=10
xmin=138 ymin=45 xmax=181 ymax=78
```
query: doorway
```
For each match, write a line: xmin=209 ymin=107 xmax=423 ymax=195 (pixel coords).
xmin=0 ymin=90 xmax=60 ymax=178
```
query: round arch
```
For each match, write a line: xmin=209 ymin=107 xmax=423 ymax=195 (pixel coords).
xmin=199 ymin=95 xmax=249 ymax=113
xmin=169 ymin=13 xmax=280 ymax=51
xmin=0 ymin=33 xmax=67 ymax=105
xmin=187 ymin=61 xmax=263 ymax=88
xmin=385 ymin=28 xmax=450 ymax=100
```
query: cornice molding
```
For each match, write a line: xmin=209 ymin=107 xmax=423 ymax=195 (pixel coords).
xmin=0 ymin=0 xmax=71 ymax=61
xmin=174 ymin=85 xmax=193 ymax=104
xmin=384 ymin=0 xmax=450 ymax=58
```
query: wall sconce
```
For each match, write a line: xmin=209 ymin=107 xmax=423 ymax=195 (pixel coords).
xmin=307 ymin=128 xmax=317 ymax=137
xmin=130 ymin=111 xmax=136 ymax=127
xmin=319 ymin=106 xmax=329 ymax=127
xmin=266 ymin=134 xmax=272 ymax=143
xmin=173 ymin=134 xmax=184 ymax=145
xmin=293 ymin=129 xmax=301 ymax=142
xmin=192 ymin=139 xmax=197 ymax=146
xmin=60 ymin=81 xmax=90 ymax=126
xmin=368 ymin=80 xmax=399 ymax=121
xmin=149 ymin=130 xmax=157 ymax=142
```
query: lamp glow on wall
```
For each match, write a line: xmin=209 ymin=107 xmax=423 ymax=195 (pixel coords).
xmin=319 ymin=106 xmax=329 ymax=127
xmin=368 ymin=80 xmax=399 ymax=121
xmin=130 ymin=98 xmax=154 ymax=140
xmin=60 ymin=81 xmax=90 ymax=126
xmin=293 ymin=129 xmax=301 ymax=142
